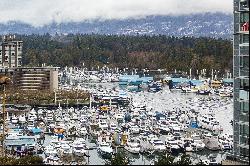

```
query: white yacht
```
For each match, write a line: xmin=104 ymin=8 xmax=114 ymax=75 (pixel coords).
xmin=166 ymin=139 xmax=182 ymax=155
xmin=18 ymin=115 xmax=26 ymax=124
xmin=129 ymin=125 xmax=140 ymax=134
xmin=158 ymin=121 xmax=171 ymax=134
xmin=218 ymin=139 xmax=232 ymax=151
xmin=97 ymin=142 xmax=113 ymax=159
xmin=44 ymin=155 xmax=60 ymax=165
xmin=58 ymin=141 xmax=73 ymax=156
xmin=80 ymin=127 xmax=88 ymax=136
xmin=181 ymin=87 xmax=199 ymax=93
xmin=181 ymin=138 xmax=196 ymax=152
xmin=149 ymin=138 xmax=166 ymax=152
xmin=98 ymin=121 xmax=109 ymax=131
xmin=72 ymin=140 xmax=87 ymax=157
xmin=109 ymin=122 xmax=117 ymax=133
xmin=44 ymin=145 xmax=58 ymax=157
xmin=50 ymin=140 xmax=61 ymax=150
xmin=11 ymin=115 xmax=19 ymax=124
xmin=115 ymin=113 xmax=124 ymax=122
xmin=124 ymin=139 xmax=140 ymax=154
xmin=192 ymin=139 xmax=205 ymax=151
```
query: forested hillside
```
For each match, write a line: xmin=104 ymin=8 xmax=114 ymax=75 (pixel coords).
xmin=17 ymin=34 xmax=233 ymax=74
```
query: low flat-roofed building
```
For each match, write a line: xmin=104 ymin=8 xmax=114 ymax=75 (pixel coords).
xmin=0 ymin=67 xmax=59 ymax=92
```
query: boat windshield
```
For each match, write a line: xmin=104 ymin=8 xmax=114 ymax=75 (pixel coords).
xmin=100 ymin=143 xmax=110 ymax=147
xmin=75 ymin=147 xmax=83 ymax=150
xmin=130 ymin=144 xmax=140 ymax=148
xmin=168 ymin=141 xmax=178 ymax=145
xmin=154 ymin=141 xmax=164 ymax=145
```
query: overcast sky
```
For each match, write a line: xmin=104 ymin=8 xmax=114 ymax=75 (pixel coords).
xmin=0 ymin=0 xmax=233 ymax=27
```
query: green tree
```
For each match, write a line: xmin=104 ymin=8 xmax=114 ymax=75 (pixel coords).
xmin=155 ymin=154 xmax=192 ymax=165
xmin=175 ymin=154 xmax=192 ymax=165
xmin=18 ymin=34 xmax=233 ymax=76
xmin=105 ymin=151 xmax=131 ymax=165
xmin=155 ymin=154 xmax=175 ymax=165
xmin=0 ymin=156 xmax=43 ymax=165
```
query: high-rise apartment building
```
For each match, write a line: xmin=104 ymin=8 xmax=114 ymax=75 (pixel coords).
xmin=0 ymin=34 xmax=23 ymax=68
xmin=233 ymin=0 xmax=249 ymax=162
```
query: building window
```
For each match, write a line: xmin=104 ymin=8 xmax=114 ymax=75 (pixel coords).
xmin=240 ymin=101 xmax=249 ymax=113
xmin=240 ymin=0 xmax=249 ymax=10
xmin=240 ymin=124 xmax=249 ymax=137
xmin=239 ymin=55 xmax=249 ymax=77
xmin=239 ymin=89 xmax=249 ymax=101
xmin=241 ymin=34 xmax=249 ymax=44
xmin=240 ymin=78 xmax=249 ymax=91
xmin=240 ymin=13 xmax=249 ymax=23
xmin=240 ymin=148 xmax=248 ymax=157
xmin=239 ymin=56 xmax=249 ymax=68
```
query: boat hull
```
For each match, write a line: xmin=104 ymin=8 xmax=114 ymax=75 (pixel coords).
xmin=124 ymin=146 xmax=140 ymax=154
xmin=97 ymin=149 xmax=113 ymax=159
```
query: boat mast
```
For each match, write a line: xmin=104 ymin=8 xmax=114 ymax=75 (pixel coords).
xmin=2 ymin=85 xmax=6 ymax=157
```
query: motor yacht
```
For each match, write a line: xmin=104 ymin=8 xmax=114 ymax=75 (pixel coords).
xmin=97 ymin=142 xmax=113 ymax=159
xmin=150 ymin=138 xmax=166 ymax=152
xmin=44 ymin=145 xmax=58 ymax=157
xmin=72 ymin=140 xmax=87 ymax=157
xmin=124 ymin=139 xmax=141 ymax=154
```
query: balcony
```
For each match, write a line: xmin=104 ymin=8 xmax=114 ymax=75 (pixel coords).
xmin=239 ymin=46 xmax=249 ymax=55
xmin=239 ymin=22 xmax=249 ymax=34
xmin=239 ymin=143 xmax=249 ymax=150
xmin=239 ymin=0 xmax=249 ymax=11
xmin=240 ymin=90 xmax=249 ymax=100
xmin=22 ymin=73 xmax=47 ymax=76
xmin=239 ymin=114 xmax=249 ymax=123
xmin=19 ymin=79 xmax=43 ymax=82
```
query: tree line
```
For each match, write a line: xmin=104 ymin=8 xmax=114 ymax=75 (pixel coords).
xmin=16 ymin=33 xmax=233 ymax=76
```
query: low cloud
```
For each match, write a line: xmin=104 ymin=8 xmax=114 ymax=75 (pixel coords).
xmin=0 ymin=0 xmax=233 ymax=27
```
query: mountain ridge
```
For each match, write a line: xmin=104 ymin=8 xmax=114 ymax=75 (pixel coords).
xmin=0 ymin=12 xmax=233 ymax=39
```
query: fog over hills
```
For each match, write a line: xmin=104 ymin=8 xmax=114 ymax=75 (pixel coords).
xmin=0 ymin=13 xmax=233 ymax=39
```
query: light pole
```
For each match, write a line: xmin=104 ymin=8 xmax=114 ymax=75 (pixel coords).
xmin=0 ymin=76 xmax=11 ymax=157
xmin=76 ymin=90 xmax=79 ymax=110
xmin=1 ymin=84 xmax=6 ymax=157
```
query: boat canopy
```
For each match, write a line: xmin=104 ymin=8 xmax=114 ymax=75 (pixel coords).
xmin=119 ymin=75 xmax=140 ymax=82
xmin=100 ymin=106 xmax=109 ymax=111
xmin=189 ymin=80 xmax=204 ymax=86
xmin=138 ymin=77 xmax=154 ymax=83
xmin=31 ymin=128 xmax=41 ymax=134
xmin=223 ymin=79 xmax=233 ymax=83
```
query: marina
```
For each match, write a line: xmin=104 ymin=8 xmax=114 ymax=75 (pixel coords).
xmin=0 ymin=70 xmax=234 ymax=165
xmin=0 ymin=0 xmax=249 ymax=164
